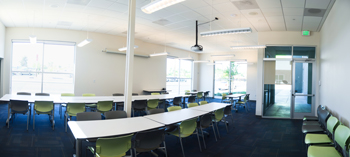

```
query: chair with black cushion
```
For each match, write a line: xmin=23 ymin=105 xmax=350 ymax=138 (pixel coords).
xmin=76 ymin=112 xmax=102 ymax=121
xmin=172 ymin=97 xmax=182 ymax=107
xmin=203 ymin=91 xmax=210 ymax=102
xmin=8 ymin=100 xmax=31 ymax=130
xmin=192 ymin=90 xmax=197 ymax=92
xmin=134 ymin=128 xmax=167 ymax=157
xmin=35 ymin=93 xmax=50 ymax=96
xmin=132 ymin=100 xmax=147 ymax=117
xmin=132 ymin=93 xmax=139 ymax=96
xmin=17 ymin=92 xmax=31 ymax=95
xmin=197 ymin=114 xmax=217 ymax=149
xmin=112 ymin=93 xmax=124 ymax=110
xmin=303 ymin=105 xmax=324 ymax=122
xmin=147 ymin=109 xmax=164 ymax=115
xmin=105 ymin=111 xmax=127 ymax=119
xmin=303 ymin=105 xmax=326 ymax=126
xmin=224 ymin=105 xmax=234 ymax=123
xmin=302 ymin=109 xmax=330 ymax=134
xmin=113 ymin=93 xmax=124 ymax=96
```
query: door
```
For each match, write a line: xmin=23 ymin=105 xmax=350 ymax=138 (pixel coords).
xmin=292 ymin=61 xmax=315 ymax=119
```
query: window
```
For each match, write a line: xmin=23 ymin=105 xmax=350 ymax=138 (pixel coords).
xmin=166 ymin=58 xmax=192 ymax=94
xmin=11 ymin=41 xmax=75 ymax=94
xmin=214 ymin=61 xmax=247 ymax=97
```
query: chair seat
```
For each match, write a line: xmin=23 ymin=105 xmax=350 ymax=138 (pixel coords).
xmin=302 ymin=125 xmax=324 ymax=133
xmin=67 ymin=112 xmax=78 ymax=117
xmin=36 ymin=111 xmax=52 ymax=115
xmin=169 ymin=130 xmax=192 ymax=138
xmin=85 ymin=104 xmax=97 ymax=108
xmin=305 ymin=134 xmax=332 ymax=144
xmin=307 ymin=146 xmax=342 ymax=157
xmin=303 ymin=121 xmax=320 ymax=125
xmin=236 ymin=101 xmax=245 ymax=104
xmin=303 ymin=116 xmax=318 ymax=121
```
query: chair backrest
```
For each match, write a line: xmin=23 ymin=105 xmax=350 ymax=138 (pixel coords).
xmin=187 ymin=103 xmax=198 ymax=108
xmin=204 ymin=91 xmax=209 ymax=97
xmin=167 ymin=106 xmax=182 ymax=112
xmin=188 ymin=96 xmax=196 ymax=103
xmin=334 ymin=125 xmax=350 ymax=153
xmin=197 ymin=92 xmax=203 ymax=98
xmin=199 ymin=114 xmax=213 ymax=128
xmin=192 ymin=90 xmax=197 ymax=92
xmin=222 ymin=93 xmax=227 ymax=100
xmin=76 ymin=112 xmax=101 ymax=121
xmin=173 ymin=97 xmax=182 ymax=105
xmin=214 ymin=108 xmax=224 ymax=122
xmin=61 ymin=93 xmax=75 ymax=96
xmin=66 ymin=103 xmax=86 ymax=116
xmin=318 ymin=109 xmax=331 ymax=129
xmin=134 ymin=129 xmax=165 ymax=152
xmin=243 ymin=95 xmax=248 ymax=102
xmin=199 ymin=101 xmax=208 ymax=105
xmin=34 ymin=101 xmax=54 ymax=112
xmin=146 ymin=109 xmax=164 ymax=115
xmin=97 ymin=101 xmax=113 ymax=113
xmin=185 ymin=90 xmax=190 ymax=95
xmin=105 ymin=111 xmax=127 ymax=119
xmin=35 ymin=93 xmax=50 ymax=96
xmin=113 ymin=93 xmax=124 ymax=96
xmin=132 ymin=100 xmax=147 ymax=110
xmin=147 ymin=99 xmax=159 ymax=109
xmin=17 ymin=92 xmax=31 ymax=96
xmin=132 ymin=93 xmax=139 ymax=96
xmin=326 ymin=116 xmax=340 ymax=134
xmin=224 ymin=105 xmax=232 ymax=114
xmin=82 ymin=93 xmax=95 ymax=97
xmin=95 ymin=134 xmax=133 ymax=157
xmin=10 ymin=99 xmax=29 ymax=112
xmin=179 ymin=118 xmax=197 ymax=137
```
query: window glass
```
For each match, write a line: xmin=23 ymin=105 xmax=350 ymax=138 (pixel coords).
xmin=293 ymin=47 xmax=316 ymax=58
xmin=166 ymin=58 xmax=192 ymax=94
xmin=265 ymin=46 xmax=292 ymax=58
xmin=43 ymin=44 xmax=75 ymax=73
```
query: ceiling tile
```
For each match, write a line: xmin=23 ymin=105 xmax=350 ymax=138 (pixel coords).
xmin=269 ymin=23 xmax=286 ymax=31
xmin=107 ymin=2 xmax=128 ymax=13
xmin=302 ymin=16 xmax=322 ymax=31
xmin=212 ymin=2 xmax=239 ymax=13
xmin=265 ymin=16 xmax=285 ymax=23
xmin=240 ymin=9 xmax=264 ymax=18
xmin=283 ymin=8 xmax=304 ymax=16
xmin=285 ymin=16 xmax=302 ymax=31
xmin=256 ymin=0 xmax=281 ymax=8
xmin=260 ymin=7 xmax=283 ymax=16
xmin=305 ymin=0 xmax=330 ymax=9
xmin=87 ymin=0 xmax=114 ymax=9
xmin=281 ymin=0 xmax=305 ymax=8
xmin=181 ymin=0 xmax=209 ymax=9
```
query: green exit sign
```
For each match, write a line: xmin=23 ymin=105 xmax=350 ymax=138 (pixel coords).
xmin=302 ymin=31 xmax=310 ymax=36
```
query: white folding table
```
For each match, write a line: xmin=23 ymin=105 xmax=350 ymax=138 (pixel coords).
xmin=143 ymin=109 xmax=207 ymax=125
xmin=187 ymin=103 xmax=228 ymax=112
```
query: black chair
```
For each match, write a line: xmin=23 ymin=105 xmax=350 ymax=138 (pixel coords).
xmin=132 ymin=100 xmax=147 ymax=117
xmin=302 ymin=105 xmax=324 ymax=126
xmin=301 ymin=109 xmax=330 ymax=134
xmin=303 ymin=105 xmax=324 ymax=121
xmin=192 ymin=90 xmax=197 ymax=92
xmin=105 ymin=111 xmax=127 ymax=119
xmin=133 ymin=128 xmax=167 ymax=156
xmin=224 ymin=105 xmax=234 ymax=123
xmin=197 ymin=114 xmax=217 ymax=149
xmin=147 ymin=109 xmax=164 ymax=115
xmin=112 ymin=93 xmax=124 ymax=110
xmin=112 ymin=93 xmax=124 ymax=96
xmin=17 ymin=92 xmax=31 ymax=96
xmin=35 ymin=93 xmax=50 ymax=96
xmin=187 ymin=96 xmax=196 ymax=103
xmin=76 ymin=112 xmax=101 ymax=121
xmin=8 ymin=100 xmax=31 ymax=130
xmin=203 ymin=91 xmax=210 ymax=102
xmin=172 ymin=97 xmax=182 ymax=107
xmin=132 ymin=93 xmax=139 ymax=96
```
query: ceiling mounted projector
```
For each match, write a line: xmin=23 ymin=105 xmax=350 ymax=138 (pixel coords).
xmin=191 ymin=18 xmax=219 ymax=52
xmin=191 ymin=44 xmax=203 ymax=52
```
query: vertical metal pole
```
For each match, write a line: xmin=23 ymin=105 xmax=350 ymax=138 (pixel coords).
xmin=124 ymin=0 xmax=136 ymax=117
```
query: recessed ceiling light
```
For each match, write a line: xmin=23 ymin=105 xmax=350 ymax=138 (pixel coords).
xmin=249 ymin=12 xmax=258 ymax=15
xmin=308 ymin=9 xmax=322 ymax=14
xmin=50 ymin=4 xmax=59 ymax=8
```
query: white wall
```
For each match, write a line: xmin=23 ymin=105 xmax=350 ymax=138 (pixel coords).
xmin=256 ymin=31 xmax=321 ymax=116
xmin=197 ymin=50 xmax=258 ymax=100
xmin=2 ymin=28 xmax=199 ymax=96
xmin=0 ymin=21 xmax=4 ymax=58
xmin=320 ymin=0 xmax=350 ymax=126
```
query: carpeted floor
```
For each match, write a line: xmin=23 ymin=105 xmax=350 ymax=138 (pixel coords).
xmin=0 ymin=99 xmax=307 ymax=157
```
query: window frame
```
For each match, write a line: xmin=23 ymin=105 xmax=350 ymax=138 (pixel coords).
xmin=166 ymin=58 xmax=193 ymax=95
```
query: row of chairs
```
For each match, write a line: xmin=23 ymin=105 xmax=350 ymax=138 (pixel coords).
xmin=302 ymin=105 xmax=350 ymax=157
xmin=184 ymin=90 xmax=210 ymax=102
xmin=221 ymin=94 xmax=250 ymax=112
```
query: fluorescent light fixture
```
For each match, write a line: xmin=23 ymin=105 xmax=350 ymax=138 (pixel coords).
xmin=29 ymin=35 xmax=37 ymax=44
xmin=118 ymin=45 xmax=138 ymax=51
xmin=175 ymin=56 xmax=193 ymax=60
xmin=200 ymin=27 xmax=252 ymax=37
xmin=77 ymin=39 xmax=92 ymax=47
xmin=194 ymin=60 xmax=210 ymax=63
xmin=230 ymin=45 xmax=266 ymax=49
xmin=211 ymin=54 xmax=235 ymax=57
xmin=149 ymin=52 xmax=169 ymax=57
xmin=142 ymin=0 xmax=186 ymax=14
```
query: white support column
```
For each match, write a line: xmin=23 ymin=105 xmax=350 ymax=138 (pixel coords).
xmin=124 ymin=0 xmax=136 ymax=117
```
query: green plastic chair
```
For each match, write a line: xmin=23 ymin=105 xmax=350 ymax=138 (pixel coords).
xmin=88 ymin=134 xmax=134 ymax=157
xmin=151 ymin=93 xmax=160 ymax=95
xmin=196 ymin=92 xmax=203 ymax=102
xmin=212 ymin=108 xmax=228 ymax=137
xmin=33 ymin=101 xmax=54 ymax=130
xmin=64 ymin=103 xmax=85 ymax=132
xmin=187 ymin=103 xmax=198 ymax=108
xmin=307 ymin=125 xmax=350 ymax=157
xmin=60 ymin=93 xmax=75 ymax=119
xmin=147 ymin=99 xmax=159 ymax=110
xmin=199 ymin=101 xmax=208 ymax=105
xmin=169 ymin=118 xmax=202 ymax=156
xmin=221 ymin=93 xmax=231 ymax=103
xmin=304 ymin=116 xmax=339 ymax=145
xmin=97 ymin=101 xmax=113 ymax=114
xmin=82 ymin=93 xmax=97 ymax=109
xmin=236 ymin=95 xmax=248 ymax=112
xmin=185 ymin=90 xmax=190 ymax=95
xmin=167 ymin=106 xmax=182 ymax=112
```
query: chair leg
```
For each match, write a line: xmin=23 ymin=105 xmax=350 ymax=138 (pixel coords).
xmin=163 ymin=141 xmax=168 ymax=157
xmin=59 ymin=105 xmax=62 ymax=119
xmin=224 ymin=117 xmax=229 ymax=133
xmin=27 ymin=112 xmax=29 ymax=131
xmin=178 ymin=129 xmax=185 ymax=157
xmin=200 ymin=127 xmax=206 ymax=149
xmin=215 ymin=121 xmax=220 ymax=138
xmin=195 ymin=128 xmax=202 ymax=152
xmin=230 ymin=114 xmax=234 ymax=123
xmin=33 ymin=111 xmax=35 ymax=130
xmin=65 ymin=113 xmax=67 ymax=132
xmin=211 ymin=122 xmax=217 ymax=142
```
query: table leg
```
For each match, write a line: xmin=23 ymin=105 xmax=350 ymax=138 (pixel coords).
xmin=74 ymin=139 xmax=82 ymax=157
xmin=6 ymin=103 xmax=11 ymax=125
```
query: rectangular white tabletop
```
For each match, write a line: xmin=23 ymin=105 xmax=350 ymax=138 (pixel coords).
xmin=187 ymin=103 xmax=228 ymax=112
xmin=68 ymin=117 xmax=164 ymax=139
xmin=0 ymin=94 xmax=62 ymax=103
xmin=226 ymin=94 xmax=246 ymax=98
xmin=144 ymin=109 xmax=207 ymax=125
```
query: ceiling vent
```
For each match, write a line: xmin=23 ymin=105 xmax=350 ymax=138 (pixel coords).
xmin=67 ymin=0 xmax=91 ymax=6
xmin=232 ymin=0 xmax=259 ymax=10
xmin=57 ymin=21 xmax=72 ymax=26
xmin=304 ymin=8 xmax=326 ymax=17
xmin=152 ymin=19 xmax=171 ymax=26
